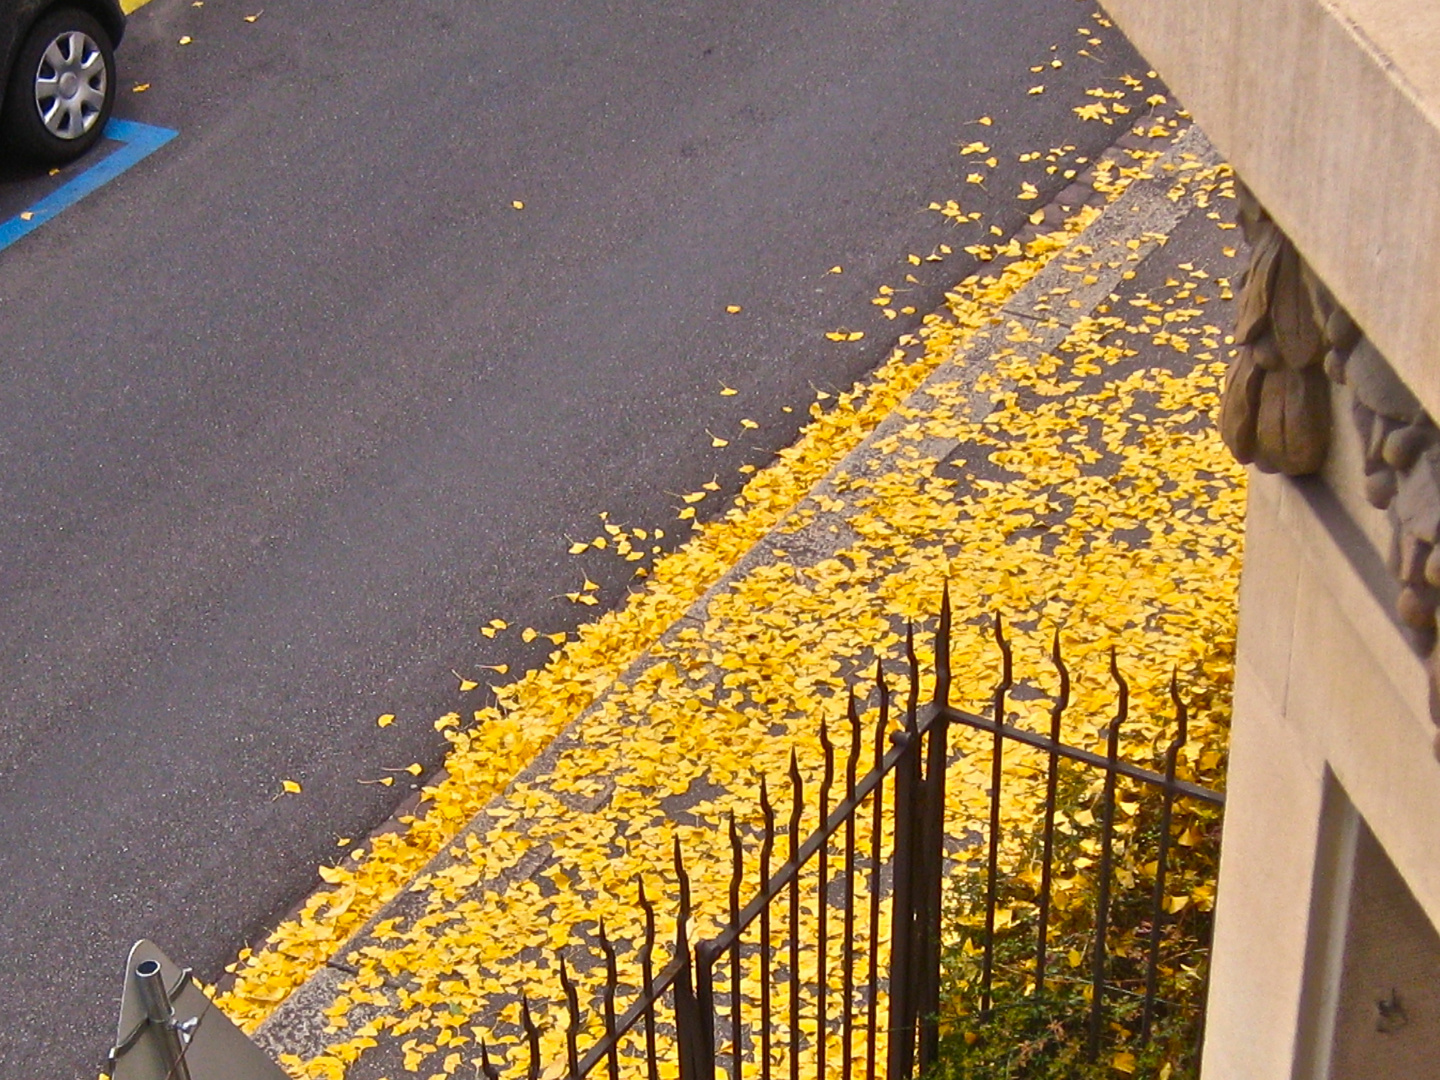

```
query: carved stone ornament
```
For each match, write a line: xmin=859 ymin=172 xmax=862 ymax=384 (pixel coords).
xmin=1220 ymin=186 xmax=1332 ymax=475
xmin=1222 ymin=183 xmax=1440 ymax=751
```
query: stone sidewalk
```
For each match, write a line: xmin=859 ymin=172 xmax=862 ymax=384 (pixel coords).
xmin=237 ymin=122 xmax=1244 ymax=1080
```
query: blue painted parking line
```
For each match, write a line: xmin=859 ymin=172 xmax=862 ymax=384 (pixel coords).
xmin=0 ymin=119 xmax=177 ymax=251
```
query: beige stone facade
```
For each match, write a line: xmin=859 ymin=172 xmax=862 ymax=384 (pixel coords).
xmin=1102 ymin=1 xmax=1440 ymax=1075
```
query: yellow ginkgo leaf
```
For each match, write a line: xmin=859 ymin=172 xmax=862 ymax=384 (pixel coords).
xmin=710 ymin=433 xmax=729 ymax=447
xmin=511 ymin=200 xmax=524 ymax=210
xmin=725 ymin=305 xmax=742 ymax=314
xmin=178 ymin=36 xmax=193 ymax=45
xmin=280 ymin=779 xmax=301 ymax=795
xmin=1028 ymin=85 xmax=1045 ymax=95
xmin=132 ymin=83 xmax=151 ymax=93
xmin=740 ymin=418 xmax=758 ymax=429
xmin=827 ymin=265 xmax=842 ymax=274
xmin=521 ymin=627 xmax=538 ymax=643
xmin=977 ymin=115 xmax=993 ymax=125
xmin=451 ymin=669 xmax=478 ymax=692
xmin=719 ymin=385 xmax=737 ymax=396
xmin=404 ymin=763 xmax=423 ymax=776
xmin=567 ymin=541 xmax=588 ymax=554
xmin=377 ymin=713 xmax=395 ymax=728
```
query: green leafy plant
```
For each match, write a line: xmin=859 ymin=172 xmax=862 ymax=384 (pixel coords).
xmin=932 ymin=757 xmax=1222 ymax=1079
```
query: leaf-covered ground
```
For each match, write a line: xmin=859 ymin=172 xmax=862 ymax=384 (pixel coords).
xmin=209 ymin=39 xmax=1246 ymax=1080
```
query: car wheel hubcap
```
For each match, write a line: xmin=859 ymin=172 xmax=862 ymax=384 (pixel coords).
xmin=34 ymin=31 xmax=107 ymax=140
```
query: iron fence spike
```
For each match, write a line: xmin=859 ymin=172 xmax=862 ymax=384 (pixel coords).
xmin=558 ymin=955 xmax=581 ymax=1080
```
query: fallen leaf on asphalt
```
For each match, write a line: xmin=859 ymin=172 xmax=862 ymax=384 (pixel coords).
xmin=719 ymin=384 xmax=738 ymax=395
xmin=243 ymin=10 xmax=262 ymax=21
xmin=377 ymin=714 xmax=395 ymax=728
xmin=827 ymin=265 xmax=843 ymax=274
xmin=725 ymin=305 xmax=742 ymax=314
xmin=512 ymin=200 xmax=524 ymax=210
xmin=280 ymin=780 xmax=301 ymax=795
xmin=132 ymin=83 xmax=150 ymax=93
xmin=178 ymin=36 xmax=192 ymax=44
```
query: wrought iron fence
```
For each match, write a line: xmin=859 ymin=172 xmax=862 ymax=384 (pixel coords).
xmin=480 ymin=593 xmax=1224 ymax=1080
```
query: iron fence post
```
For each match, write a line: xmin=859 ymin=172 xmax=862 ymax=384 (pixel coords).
xmin=915 ymin=617 xmax=950 ymax=1073
xmin=1086 ymin=650 xmax=1127 ymax=1063
xmin=886 ymin=722 xmax=921 ymax=1080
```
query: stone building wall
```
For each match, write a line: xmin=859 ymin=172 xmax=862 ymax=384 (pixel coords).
xmin=1101 ymin=2 xmax=1440 ymax=1076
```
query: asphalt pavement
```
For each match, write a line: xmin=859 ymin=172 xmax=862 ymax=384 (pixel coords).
xmin=0 ymin=1 xmax=1145 ymax=1075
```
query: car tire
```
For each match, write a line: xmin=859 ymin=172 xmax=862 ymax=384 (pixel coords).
xmin=1 ymin=7 xmax=117 ymax=165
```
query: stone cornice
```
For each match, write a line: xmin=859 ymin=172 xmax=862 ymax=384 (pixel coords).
xmin=1103 ymin=0 xmax=1440 ymax=427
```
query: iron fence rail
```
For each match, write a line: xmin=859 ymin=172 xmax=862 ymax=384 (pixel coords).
xmin=477 ymin=594 xmax=1223 ymax=1080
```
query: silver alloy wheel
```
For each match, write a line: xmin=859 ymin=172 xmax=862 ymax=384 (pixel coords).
xmin=33 ymin=30 xmax=108 ymax=140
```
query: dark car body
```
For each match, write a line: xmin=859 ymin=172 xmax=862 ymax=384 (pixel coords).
xmin=0 ymin=0 xmax=124 ymax=122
